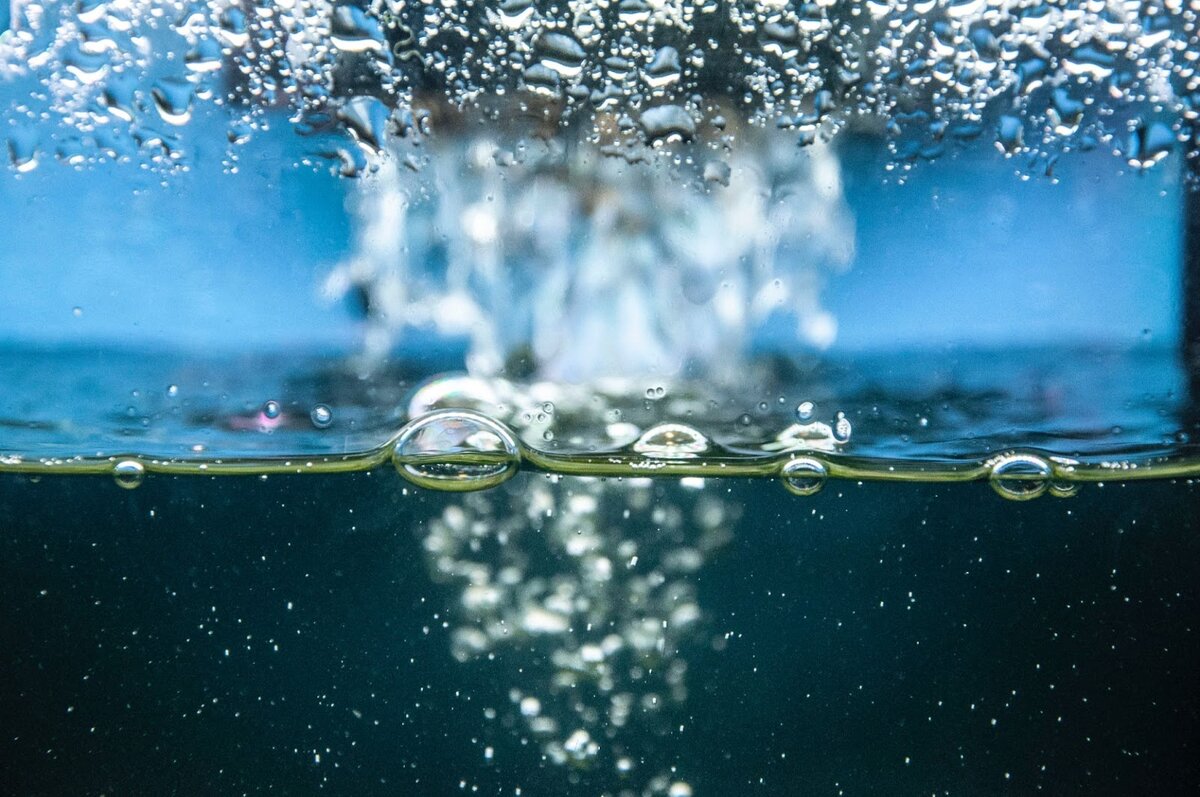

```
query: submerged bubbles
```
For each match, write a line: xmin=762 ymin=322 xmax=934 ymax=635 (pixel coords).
xmin=989 ymin=453 xmax=1053 ymax=501
xmin=392 ymin=410 xmax=521 ymax=492
xmin=1049 ymin=480 xmax=1082 ymax=499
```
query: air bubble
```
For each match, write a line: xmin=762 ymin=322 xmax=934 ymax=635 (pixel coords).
xmin=632 ymin=424 xmax=709 ymax=459
xmin=1048 ymin=480 xmax=1080 ymax=499
xmin=392 ymin=410 xmax=521 ymax=492
xmin=796 ymin=401 xmax=815 ymax=421
xmin=989 ymin=454 xmax=1052 ymax=501
xmin=263 ymin=400 xmax=282 ymax=420
xmin=780 ymin=456 xmax=827 ymax=496
xmin=310 ymin=404 xmax=333 ymax=428
xmin=112 ymin=459 xmax=145 ymax=490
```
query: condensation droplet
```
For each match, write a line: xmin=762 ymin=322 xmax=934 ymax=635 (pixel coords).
xmin=834 ymin=412 xmax=852 ymax=443
xmin=781 ymin=456 xmax=827 ymax=496
xmin=639 ymin=105 xmax=696 ymax=145
xmin=112 ymin=459 xmax=145 ymax=490
xmin=392 ymin=410 xmax=521 ymax=492
xmin=310 ymin=404 xmax=333 ymax=429
xmin=989 ymin=454 xmax=1052 ymax=501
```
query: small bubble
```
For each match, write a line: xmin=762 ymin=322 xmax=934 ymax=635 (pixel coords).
xmin=796 ymin=401 xmax=815 ymax=421
xmin=989 ymin=454 xmax=1052 ymax=501
xmin=264 ymin=400 xmax=282 ymax=419
xmin=781 ymin=456 xmax=827 ymax=496
xmin=112 ymin=459 xmax=145 ymax=490
xmin=72 ymin=307 xmax=83 ymax=318
xmin=310 ymin=404 xmax=333 ymax=428
xmin=166 ymin=384 xmax=179 ymax=398
xmin=1048 ymin=480 xmax=1081 ymax=499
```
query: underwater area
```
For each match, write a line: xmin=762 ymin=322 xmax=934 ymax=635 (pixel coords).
xmin=3 ymin=0 xmax=1200 ymax=794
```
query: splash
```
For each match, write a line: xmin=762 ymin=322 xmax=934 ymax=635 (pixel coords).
xmin=323 ymin=117 xmax=854 ymax=378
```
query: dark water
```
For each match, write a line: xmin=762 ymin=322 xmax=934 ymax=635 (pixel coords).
xmin=2 ymin=472 xmax=1197 ymax=795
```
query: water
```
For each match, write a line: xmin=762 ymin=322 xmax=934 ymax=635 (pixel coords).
xmin=2 ymin=472 xmax=1197 ymax=793
xmin=3 ymin=0 xmax=1200 ymax=793
xmin=1 ymin=346 xmax=1197 ymax=793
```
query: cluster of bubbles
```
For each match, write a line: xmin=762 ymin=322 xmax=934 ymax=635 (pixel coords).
xmin=420 ymin=472 xmax=733 ymax=795
xmin=2 ymin=0 xmax=1197 ymax=173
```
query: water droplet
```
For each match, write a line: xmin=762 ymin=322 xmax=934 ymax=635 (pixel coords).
xmin=496 ymin=0 xmax=535 ymax=29
xmin=537 ymin=31 xmax=586 ymax=77
xmin=392 ymin=410 xmax=521 ymax=492
xmin=310 ymin=404 xmax=333 ymax=428
xmin=151 ymin=78 xmax=194 ymax=126
xmin=639 ymin=105 xmax=696 ymax=145
xmin=337 ymin=96 xmax=390 ymax=155
xmin=1127 ymin=121 xmax=1174 ymax=169
xmin=632 ymin=423 xmax=709 ymax=459
xmin=781 ymin=456 xmax=827 ymax=496
xmin=184 ymin=39 xmax=223 ymax=73
xmin=834 ymin=412 xmax=852 ymax=443
xmin=166 ymin=384 xmax=179 ymax=398
xmin=330 ymin=5 xmax=385 ymax=53
xmin=521 ymin=63 xmax=562 ymax=97
xmin=703 ymin=159 xmax=731 ymax=186
xmin=113 ymin=459 xmax=145 ymax=490
xmin=645 ymin=46 xmax=682 ymax=89
xmin=7 ymin=126 xmax=38 ymax=173
xmin=796 ymin=401 xmax=815 ymax=421
xmin=996 ymin=115 xmax=1024 ymax=155
xmin=989 ymin=454 xmax=1052 ymax=501
xmin=263 ymin=400 xmax=282 ymax=419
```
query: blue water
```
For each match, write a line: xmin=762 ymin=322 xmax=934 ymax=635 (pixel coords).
xmin=1 ymin=472 xmax=1196 ymax=794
